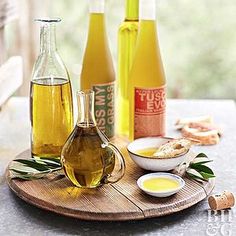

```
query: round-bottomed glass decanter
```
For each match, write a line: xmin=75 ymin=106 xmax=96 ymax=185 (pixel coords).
xmin=61 ymin=90 xmax=125 ymax=188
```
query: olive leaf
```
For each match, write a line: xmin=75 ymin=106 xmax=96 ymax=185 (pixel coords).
xmin=191 ymin=152 xmax=212 ymax=165
xmin=191 ymin=157 xmax=212 ymax=165
xmin=200 ymin=172 xmax=215 ymax=179
xmin=186 ymin=168 xmax=206 ymax=182
xmin=196 ymin=153 xmax=208 ymax=158
xmin=9 ymin=157 xmax=63 ymax=180
xmin=189 ymin=163 xmax=214 ymax=175
xmin=186 ymin=153 xmax=215 ymax=182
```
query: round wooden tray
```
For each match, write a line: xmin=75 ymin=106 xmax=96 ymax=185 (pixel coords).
xmin=6 ymin=137 xmax=214 ymax=221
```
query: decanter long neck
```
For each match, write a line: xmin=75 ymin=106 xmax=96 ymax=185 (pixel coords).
xmin=77 ymin=90 xmax=96 ymax=127
xmin=40 ymin=23 xmax=57 ymax=53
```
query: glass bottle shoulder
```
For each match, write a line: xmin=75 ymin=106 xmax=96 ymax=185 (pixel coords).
xmin=119 ymin=20 xmax=139 ymax=33
xmin=129 ymin=20 xmax=166 ymax=88
xmin=31 ymin=52 xmax=70 ymax=83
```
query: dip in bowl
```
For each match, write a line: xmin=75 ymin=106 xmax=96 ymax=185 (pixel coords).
xmin=127 ymin=137 xmax=189 ymax=171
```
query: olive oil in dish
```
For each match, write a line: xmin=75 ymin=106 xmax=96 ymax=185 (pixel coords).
xmin=136 ymin=148 xmax=157 ymax=157
xmin=142 ymin=177 xmax=180 ymax=192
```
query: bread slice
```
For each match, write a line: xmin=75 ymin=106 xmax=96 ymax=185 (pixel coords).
xmin=153 ymin=138 xmax=193 ymax=158
xmin=181 ymin=122 xmax=220 ymax=145
xmin=175 ymin=115 xmax=212 ymax=129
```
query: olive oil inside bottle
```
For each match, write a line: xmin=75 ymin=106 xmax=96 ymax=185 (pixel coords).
xmin=129 ymin=0 xmax=166 ymax=140
xmin=30 ymin=77 xmax=73 ymax=158
xmin=61 ymin=124 xmax=115 ymax=188
xmin=117 ymin=0 xmax=139 ymax=137
xmin=80 ymin=1 xmax=115 ymax=138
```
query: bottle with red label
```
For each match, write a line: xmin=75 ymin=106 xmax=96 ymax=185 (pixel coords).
xmin=80 ymin=0 xmax=115 ymax=138
xmin=129 ymin=0 xmax=166 ymax=140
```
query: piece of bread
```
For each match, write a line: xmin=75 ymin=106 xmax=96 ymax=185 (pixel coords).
xmin=153 ymin=138 xmax=193 ymax=158
xmin=175 ymin=115 xmax=213 ymax=130
xmin=181 ymin=122 xmax=220 ymax=145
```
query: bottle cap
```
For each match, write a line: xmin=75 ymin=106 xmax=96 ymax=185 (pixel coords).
xmin=140 ymin=0 xmax=156 ymax=20
xmin=208 ymin=191 xmax=235 ymax=210
xmin=89 ymin=0 xmax=104 ymax=13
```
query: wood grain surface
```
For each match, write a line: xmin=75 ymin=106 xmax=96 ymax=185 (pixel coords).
xmin=6 ymin=136 xmax=215 ymax=221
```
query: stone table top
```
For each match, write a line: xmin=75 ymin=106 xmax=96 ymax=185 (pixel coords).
xmin=0 ymin=97 xmax=235 ymax=236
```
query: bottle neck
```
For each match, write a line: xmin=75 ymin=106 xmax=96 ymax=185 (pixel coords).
xmin=87 ymin=10 xmax=107 ymax=44
xmin=125 ymin=0 xmax=139 ymax=21
xmin=140 ymin=0 xmax=156 ymax=20
xmin=40 ymin=23 xmax=57 ymax=53
xmin=89 ymin=0 xmax=104 ymax=13
xmin=77 ymin=90 xmax=96 ymax=127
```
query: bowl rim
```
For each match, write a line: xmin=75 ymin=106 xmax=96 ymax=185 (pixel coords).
xmin=137 ymin=172 xmax=185 ymax=194
xmin=127 ymin=136 xmax=189 ymax=160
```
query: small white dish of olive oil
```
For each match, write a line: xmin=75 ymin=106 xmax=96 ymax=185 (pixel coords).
xmin=137 ymin=172 xmax=185 ymax=197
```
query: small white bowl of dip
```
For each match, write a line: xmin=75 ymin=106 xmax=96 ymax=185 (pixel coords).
xmin=127 ymin=137 xmax=189 ymax=171
xmin=137 ymin=172 xmax=185 ymax=197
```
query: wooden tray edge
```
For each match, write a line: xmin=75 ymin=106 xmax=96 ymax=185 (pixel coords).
xmin=6 ymin=169 xmax=145 ymax=221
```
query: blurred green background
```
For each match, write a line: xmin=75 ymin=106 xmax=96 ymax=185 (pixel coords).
xmin=7 ymin=0 xmax=236 ymax=99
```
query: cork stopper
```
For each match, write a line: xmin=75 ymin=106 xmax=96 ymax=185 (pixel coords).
xmin=140 ymin=0 xmax=156 ymax=20
xmin=208 ymin=191 xmax=235 ymax=210
xmin=89 ymin=0 xmax=105 ymax=13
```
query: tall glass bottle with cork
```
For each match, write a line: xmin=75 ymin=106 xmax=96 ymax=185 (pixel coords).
xmin=80 ymin=0 xmax=115 ymax=138
xmin=129 ymin=0 xmax=166 ymax=140
xmin=117 ymin=0 xmax=139 ymax=137
xmin=30 ymin=18 xmax=73 ymax=158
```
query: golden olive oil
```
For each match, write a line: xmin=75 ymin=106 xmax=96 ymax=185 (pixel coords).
xmin=136 ymin=148 xmax=157 ymax=157
xmin=30 ymin=78 xmax=73 ymax=158
xmin=61 ymin=124 xmax=115 ymax=188
xmin=117 ymin=0 xmax=139 ymax=137
xmin=80 ymin=2 xmax=115 ymax=138
xmin=143 ymin=177 xmax=180 ymax=192
xmin=129 ymin=0 xmax=166 ymax=140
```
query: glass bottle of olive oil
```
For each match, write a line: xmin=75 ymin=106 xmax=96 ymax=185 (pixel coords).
xmin=80 ymin=0 xmax=115 ymax=138
xmin=30 ymin=18 xmax=73 ymax=158
xmin=117 ymin=0 xmax=139 ymax=137
xmin=129 ymin=0 xmax=166 ymax=140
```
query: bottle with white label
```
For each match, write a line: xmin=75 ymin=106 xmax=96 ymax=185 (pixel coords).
xmin=129 ymin=0 xmax=166 ymax=140
xmin=80 ymin=0 xmax=115 ymax=138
